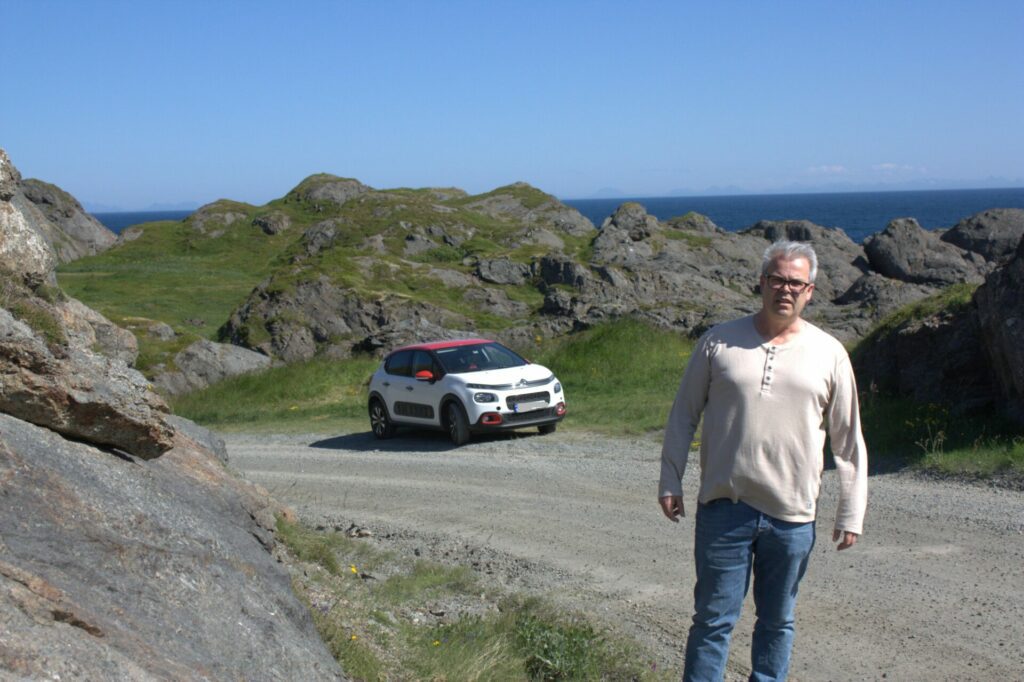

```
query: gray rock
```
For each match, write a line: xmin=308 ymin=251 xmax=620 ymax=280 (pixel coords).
xmin=300 ymin=177 xmax=371 ymax=206
xmin=0 ymin=305 xmax=174 ymax=459
xmin=0 ymin=413 xmax=343 ymax=680
xmin=403 ymin=233 xmax=437 ymax=255
xmin=20 ymin=179 xmax=116 ymax=262
xmin=148 ymin=321 xmax=176 ymax=340
xmin=57 ymin=297 xmax=139 ymax=366
xmin=974 ymin=234 xmax=1024 ymax=423
xmin=835 ymin=273 xmax=938 ymax=317
xmin=222 ymin=275 xmax=471 ymax=361
xmin=253 ymin=210 xmax=292 ymax=235
xmin=864 ymin=218 xmax=985 ymax=286
xmin=0 ymin=148 xmax=19 ymax=201
xmin=465 ymin=182 xmax=595 ymax=237
xmin=153 ymin=339 xmax=272 ymax=396
xmin=477 ymin=257 xmax=531 ymax=285
xmin=940 ymin=208 xmax=1024 ymax=264
xmin=189 ymin=201 xmax=251 ymax=234
xmin=165 ymin=413 xmax=229 ymax=465
xmin=0 ymin=151 xmax=56 ymax=284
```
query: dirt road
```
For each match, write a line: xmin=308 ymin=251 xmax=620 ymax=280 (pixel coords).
xmin=227 ymin=429 xmax=1024 ymax=681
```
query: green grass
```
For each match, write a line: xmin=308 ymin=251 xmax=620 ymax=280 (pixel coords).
xmin=56 ymin=218 xmax=295 ymax=369
xmin=537 ymin=319 xmax=695 ymax=435
xmin=275 ymin=515 xmax=667 ymax=681
xmin=170 ymin=356 xmax=378 ymax=431
xmin=859 ymin=392 xmax=1024 ymax=478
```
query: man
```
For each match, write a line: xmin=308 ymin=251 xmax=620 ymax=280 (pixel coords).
xmin=659 ymin=240 xmax=867 ymax=681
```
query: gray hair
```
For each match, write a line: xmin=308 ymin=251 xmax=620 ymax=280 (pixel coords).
xmin=761 ymin=240 xmax=818 ymax=282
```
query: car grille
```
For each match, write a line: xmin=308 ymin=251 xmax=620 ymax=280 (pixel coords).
xmin=505 ymin=391 xmax=550 ymax=410
xmin=503 ymin=407 xmax=559 ymax=423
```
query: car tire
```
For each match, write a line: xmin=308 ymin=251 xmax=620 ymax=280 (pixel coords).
xmin=538 ymin=423 xmax=557 ymax=435
xmin=446 ymin=401 xmax=470 ymax=446
xmin=369 ymin=399 xmax=396 ymax=439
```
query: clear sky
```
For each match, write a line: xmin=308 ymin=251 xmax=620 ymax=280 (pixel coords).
xmin=3 ymin=0 xmax=1022 ymax=210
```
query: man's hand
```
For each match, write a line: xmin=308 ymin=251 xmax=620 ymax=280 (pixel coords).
xmin=659 ymin=495 xmax=684 ymax=522
xmin=832 ymin=529 xmax=859 ymax=550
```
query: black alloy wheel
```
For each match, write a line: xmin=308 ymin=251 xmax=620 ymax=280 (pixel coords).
xmin=369 ymin=399 xmax=396 ymax=439
xmin=446 ymin=402 xmax=470 ymax=446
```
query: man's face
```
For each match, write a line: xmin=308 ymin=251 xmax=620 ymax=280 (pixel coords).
xmin=760 ymin=256 xmax=814 ymax=320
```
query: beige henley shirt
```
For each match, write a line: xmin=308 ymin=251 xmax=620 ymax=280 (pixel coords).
xmin=659 ymin=314 xmax=868 ymax=533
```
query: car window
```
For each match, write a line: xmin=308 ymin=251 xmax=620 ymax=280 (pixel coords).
xmin=385 ymin=350 xmax=414 ymax=377
xmin=436 ymin=343 xmax=527 ymax=373
xmin=411 ymin=350 xmax=435 ymax=376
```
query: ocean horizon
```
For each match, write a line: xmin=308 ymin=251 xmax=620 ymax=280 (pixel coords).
xmin=93 ymin=186 xmax=1024 ymax=245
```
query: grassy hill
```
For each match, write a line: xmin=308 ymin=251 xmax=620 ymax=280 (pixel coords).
xmin=58 ymin=177 xmax=595 ymax=371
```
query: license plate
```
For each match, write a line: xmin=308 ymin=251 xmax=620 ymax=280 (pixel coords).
xmin=513 ymin=400 xmax=547 ymax=413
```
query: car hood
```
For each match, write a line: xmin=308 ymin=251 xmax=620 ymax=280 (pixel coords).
xmin=452 ymin=363 xmax=555 ymax=388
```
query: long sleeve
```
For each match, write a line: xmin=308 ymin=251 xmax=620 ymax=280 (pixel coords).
xmin=827 ymin=354 xmax=869 ymax=534
xmin=659 ymin=334 xmax=712 ymax=498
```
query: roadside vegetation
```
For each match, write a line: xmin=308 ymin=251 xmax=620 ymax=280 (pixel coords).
xmin=276 ymin=515 xmax=667 ymax=681
xmin=173 ymin=315 xmax=1023 ymax=480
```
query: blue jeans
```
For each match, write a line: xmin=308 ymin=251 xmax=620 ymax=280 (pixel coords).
xmin=683 ymin=499 xmax=816 ymax=682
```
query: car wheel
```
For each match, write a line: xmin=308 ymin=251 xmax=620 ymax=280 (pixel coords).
xmin=446 ymin=402 xmax=470 ymax=446
xmin=369 ymin=399 xmax=396 ymax=439
xmin=538 ymin=423 xmax=557 ymax=435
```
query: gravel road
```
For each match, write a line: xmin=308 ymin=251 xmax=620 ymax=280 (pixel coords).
xmin=226 ymin=428 xmax=1024 ymax=681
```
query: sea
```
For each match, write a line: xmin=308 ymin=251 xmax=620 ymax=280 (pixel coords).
xmin=92 ymin=187 xmax=1024 ymax=245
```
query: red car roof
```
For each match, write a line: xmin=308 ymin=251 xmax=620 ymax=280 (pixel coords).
xmin=389 ymin=338 xmax=494 ymax=354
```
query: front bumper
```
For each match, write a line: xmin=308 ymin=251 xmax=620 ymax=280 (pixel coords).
xmin=470 ymin=403 xmax=566 ymax=431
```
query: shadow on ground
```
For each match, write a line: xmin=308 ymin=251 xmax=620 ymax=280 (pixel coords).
xmin=310 ymin=427 xmax=540 ymax=453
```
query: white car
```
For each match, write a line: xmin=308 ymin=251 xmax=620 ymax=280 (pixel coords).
xmin=367 ymin=338 xmax=566 ymax=445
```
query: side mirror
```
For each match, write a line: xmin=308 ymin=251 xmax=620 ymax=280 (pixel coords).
xmin=415 ymin=370 xmax=435 ymax=382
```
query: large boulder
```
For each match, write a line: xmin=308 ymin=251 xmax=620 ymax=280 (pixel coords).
xmin=0 ymin=303 xmax=173 ymax=459
xmin=154 ymin=339 xmax=273 ymax=396
xmin=287 ymin=174 xmax=372 ymax=206
xmin=19 ymin=178 xmax=116 ymax=261
xmin=940 ymin=208 xmax=1024 ymax=264
xmin=0 ymin=150 xmax=56 ymax=285
xmin=974 ymin=235 xmax=1024 ymax=423
xmin=221 ymin=274 xmax=472 ymax=361
xmin=864 ymin=218 xmax=986 ymax=285
xmin=0 ymin=413 xmax=344 ymax=680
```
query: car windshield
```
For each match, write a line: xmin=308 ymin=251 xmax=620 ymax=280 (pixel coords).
xmin=435 ymin=342 xmax=528 ymax=374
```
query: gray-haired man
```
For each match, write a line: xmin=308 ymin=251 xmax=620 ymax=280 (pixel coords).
xmin=659 ymin=240 xmax=868 ymax=681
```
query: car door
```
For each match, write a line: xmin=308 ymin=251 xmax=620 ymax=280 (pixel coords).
xmin=388 ymin=350 xmax=442 ymax=426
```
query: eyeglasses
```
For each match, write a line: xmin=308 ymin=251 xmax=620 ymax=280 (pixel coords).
xmin=765 ymin=275 xmax=812 ymax=293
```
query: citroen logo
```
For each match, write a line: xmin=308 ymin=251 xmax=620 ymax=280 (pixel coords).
xmin=517 ymin=379 xmax=528 ymax=387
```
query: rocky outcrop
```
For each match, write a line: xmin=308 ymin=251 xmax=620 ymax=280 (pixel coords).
xmin=0 ymin=148 xmax=344 ymax=679
xmin=0 ymin=149 xmax=116 ymax=270
xmin=253 ymin=210 xmax=292 ymax=235
xmin=0 ymin=303 xmax=173 ymax=459
xmin=221 ymin=274 xmax=473 ymax=361
xmin=853 ymin=234 xmax=1024 ymax=424
xmin=974 ymin=235 xmax=1024 ymax=422
xmin=0 ymin=413 xmax=344 ymax=680
xmin=20 ymin=178 xmax=116 ymax=261
xmin=188 ymin=199 xmax=253 ymax=235
xmin=940 ymin=208 xmax=1024 ymax=264
xmin=0 ymin=150 xmax=56 ymax=284
xmin=153 ymin=339 xmax=272 ymax=396
xmin=864 ymin=218 xmax=986 ymax=285
xmin=465 ymin=182 xmax=595 ymax=237
xmin=287 ymin=174 xmax=372 ymax=207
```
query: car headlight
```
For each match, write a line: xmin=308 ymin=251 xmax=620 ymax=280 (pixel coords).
xmin=554 ymin=382 xmax=562 ymax=394
xmin=474 ymin=392 xmax=498 ymax=403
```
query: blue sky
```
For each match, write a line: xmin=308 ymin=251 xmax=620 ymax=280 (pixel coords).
xmin=3 ymin=0 xmax=1022 ymax=210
